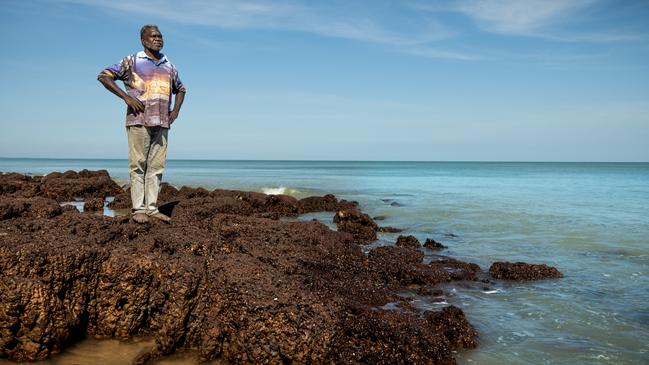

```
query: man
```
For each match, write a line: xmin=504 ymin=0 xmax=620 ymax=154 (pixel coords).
xmin=98 ymin=24 xmax=186 ymax=223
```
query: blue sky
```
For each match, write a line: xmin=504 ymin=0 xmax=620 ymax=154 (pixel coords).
xmin=1 ymin=0 xmax=648 ymax=161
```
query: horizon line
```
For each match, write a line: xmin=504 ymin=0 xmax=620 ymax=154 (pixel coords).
xmin=1 ymin=157 xmax=647 ymax=164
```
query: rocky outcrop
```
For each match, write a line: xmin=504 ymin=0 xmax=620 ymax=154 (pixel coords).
xmin=489 ymin=262 xmax=563 ymax=281
xmin=0 ymin=171 xmax=480 ymax=364
xmin=333 ymin=209 xmax=379 ymax=243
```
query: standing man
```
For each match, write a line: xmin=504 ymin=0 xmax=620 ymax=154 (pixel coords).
xmin=98 ymin=24 xmax=186 ymax=223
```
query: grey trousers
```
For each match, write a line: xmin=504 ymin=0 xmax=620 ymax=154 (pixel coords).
xmin=127 ymin=125 xmax=168 ymax=215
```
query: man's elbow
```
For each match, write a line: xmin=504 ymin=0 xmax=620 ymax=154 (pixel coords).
xmin=97 ymin=70 xmax=115 ymax=83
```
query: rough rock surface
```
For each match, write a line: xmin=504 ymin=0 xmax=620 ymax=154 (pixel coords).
xmin=396 ymin=235 xmax=420 ymax=248
xmin=378 ymin=226 xmax=403 ymax=233
xmin=298 ymin=194 xmax=358 ymax=214
xmin=333 ymin=209 xmax=379 ymax=243
xmin=0 ymin=171 xmax=480 ymax=364
xmin=424 ymin=238 xmax=447 ymax=249
xmin=489 ymin=262 xmax=563 ymax=281
xmin=0 ymin=170 xmax=122 ymax=204
xmin=84 ymin=197 xmax=105 ymax=211
xmin=429 ymin=258 xmax=481 ymax=282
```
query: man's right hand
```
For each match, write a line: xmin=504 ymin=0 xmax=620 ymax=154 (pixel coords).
xmin=124 ymin=95 xmax=145 ymax=115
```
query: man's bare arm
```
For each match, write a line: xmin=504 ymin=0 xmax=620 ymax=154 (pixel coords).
xmin=97 ymin=71 xmax=145 ymax=114
xmin=169 ymin=90 xmax=186 ymax=124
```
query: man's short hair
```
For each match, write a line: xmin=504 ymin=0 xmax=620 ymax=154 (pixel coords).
xmin=140 ymin=24 xmax=159 ymax=38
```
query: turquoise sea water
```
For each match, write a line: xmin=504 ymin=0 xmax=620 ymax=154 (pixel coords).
xmin=1 ymin=158 xmax=648 ymax=364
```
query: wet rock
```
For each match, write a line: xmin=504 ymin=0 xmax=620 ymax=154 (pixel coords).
xmin=426 ymin=305 xmax=478 ymax=349
xmin=333 ymin=209 xmax=378 ymax=243
xmin=444 ymin=233 xmax=459 ymax=238
xmin=372 ymin=215 xmax=387 ymax=221
xmin=264 ymin=194 xmax=299 ymax=216
xmin=379 ymin=226 xmax=402 ymax=233
xmin=396 ymin=235 xmax=420 ymax=248
xmin=298 ymin=194 xmax=358 ymax=214
xmin=84 ymin=198 xmax=104 ymax=211
xmin=429 ymin=258 xmax=481 ymax=281
xmin=489 ymin=261 xmax=563 ymax=281
xmin=61 ymin=204 xmax=80 ymax=213
xmin=368 ymin=246 xmax=448 ymax=286
xmin=416 ymin=286 xmax=444 ymax=296
xmin=390 ymin=201 xmax=402 ymax=207
xmin=424 ymin=238 xmax=447 ymax=249
xmin=329 ymin=305 xmax=476 ymax=364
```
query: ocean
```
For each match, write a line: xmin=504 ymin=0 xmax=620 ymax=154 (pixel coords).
xmin=1 ymin=158 xmax=648 ymax=364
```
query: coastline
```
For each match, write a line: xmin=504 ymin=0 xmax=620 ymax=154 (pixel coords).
xmin=0 ymin=169 xmax=565 ymax=364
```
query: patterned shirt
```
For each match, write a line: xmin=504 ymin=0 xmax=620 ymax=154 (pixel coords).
xmin=100 ymin=51 xmax=185 ymax=128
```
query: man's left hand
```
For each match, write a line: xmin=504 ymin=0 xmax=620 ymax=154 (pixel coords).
xmin=169 ymin=109 xmax=179 ymax=124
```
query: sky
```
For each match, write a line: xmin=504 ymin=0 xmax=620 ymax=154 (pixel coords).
xmin=1 ymin=0 xmax=648 ymax=162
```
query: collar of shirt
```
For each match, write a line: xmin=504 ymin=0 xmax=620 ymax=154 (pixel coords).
xmin=136 ymin=50 xmax=168 ymax=66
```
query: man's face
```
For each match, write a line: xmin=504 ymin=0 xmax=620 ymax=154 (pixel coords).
xmin=141 ymin=28 xmax=163 ymax=52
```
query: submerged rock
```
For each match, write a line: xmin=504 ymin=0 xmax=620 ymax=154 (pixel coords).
xmin=489 ymin=261 xmax=563 ymax=281
xmin=379 ymin=226 xmax=402 ymax=233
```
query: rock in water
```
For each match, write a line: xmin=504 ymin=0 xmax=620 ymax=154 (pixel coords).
xmin=489 ymin=261 xmax=563 ymax=281
xmin=423 ymin=238 xmax=447 ymax=249
xmin=396 ymin=235 xmax=420 ymax=248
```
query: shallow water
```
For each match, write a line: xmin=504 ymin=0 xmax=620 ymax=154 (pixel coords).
xmin=1 ymin=158 xmax=648 ymax=364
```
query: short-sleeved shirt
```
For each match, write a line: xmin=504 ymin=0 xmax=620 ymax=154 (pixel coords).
xmin=100 ymin=51 xmax=185 ymax=128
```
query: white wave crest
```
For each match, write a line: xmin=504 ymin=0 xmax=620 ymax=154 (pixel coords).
xmin=261 ymin=186 xmax=300 ymax=196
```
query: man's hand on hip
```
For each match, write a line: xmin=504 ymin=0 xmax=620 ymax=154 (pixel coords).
xmin=124 ymin=95 xmax=145 ymax=115
xmin=169 ymin=109 xmax=179 ymax=124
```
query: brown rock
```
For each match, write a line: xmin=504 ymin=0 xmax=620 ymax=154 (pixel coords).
xmin=396 ymin=235 xmax=420 ymax=248
xmin=429 ymin=258 xmax=481 ymax=281
xmin=423 ymin=238 xmax=447 ymax=249
xmin=378 ymin=226 xmax=402 ymax=233
xmin=84 ymin=198 xmax=104 ymax=211
xmin=0 ymin=171 xmax=481 ymax=364
xmin=489 ymin=261 xmax=563 ymax=281
xmin=0 ymin=197 xmax=62 ymax=220
xmin=333 ymin=209 xmax=378 ymax=243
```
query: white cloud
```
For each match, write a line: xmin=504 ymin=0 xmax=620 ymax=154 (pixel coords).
xmin=453 ymin=0 xmax=596 ymax=34
xmin=414 ymin=0 xmax=643 ymax=42
xmin=61 ymin=1 xmax=425 ymax=45
xmin=58 ymin=0 xmax=479 ymax=60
